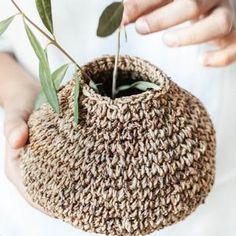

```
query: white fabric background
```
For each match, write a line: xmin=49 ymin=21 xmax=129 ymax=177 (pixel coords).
xmin=0 ymin=1 xmax=236 ymax=235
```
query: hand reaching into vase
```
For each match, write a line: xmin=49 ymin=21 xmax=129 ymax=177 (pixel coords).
xmin=123 ymin=0 xmax=236 ymax=67
xmin=0 ymin=53 xmax=45 ymax=212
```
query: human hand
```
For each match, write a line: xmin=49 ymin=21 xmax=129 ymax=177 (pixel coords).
xmin=0 ymin=53 xmax=45 ymax=212
xmin=4 ymin=81 xmax=47 ymax=213
xmin=123 ymin=0 xmax=236 ymax=67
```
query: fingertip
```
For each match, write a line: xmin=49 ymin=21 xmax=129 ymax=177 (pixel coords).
xmin=8 ymin=122 xmax=28 ymax=149
xmin=135 ymin=18 xmax=150 ymax=34
xmin=163 ymin=33 xmax=179 ymax=47
xmin=199 ymin=53 xmax=217 ymax=67
xmin=122 ymin=0 xmax=131 ymax=26
xmin=199 ymin=54 xmax=209 ymax=66
xmin=198 ymin=54 xmax=222 ymax=67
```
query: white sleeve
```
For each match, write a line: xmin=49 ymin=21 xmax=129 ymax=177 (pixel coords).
xmin=0 ymin=37 xmax=14 ymax=54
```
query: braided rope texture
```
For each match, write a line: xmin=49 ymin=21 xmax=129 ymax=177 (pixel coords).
xmin=20 ymin=56 xmax=216 ymax=235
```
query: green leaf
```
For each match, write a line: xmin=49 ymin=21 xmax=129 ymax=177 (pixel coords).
xmin=35 ymin=64 xmax=70 ymax=110
xmin=24 ymin=21 xmax=59 ymax=113
xmin=39 ymin=63 xmax=60 ymax=113
xmin=52 ymin=64 xmax=70 ymax=89
xmin=24 ymin=22 xmax=49 ymax=70
xmin=36 ymin=0 xmax=54 ymax=34
xmin=89 ymin=80 xmax=99 ymax=93
xmin=116 ymin=81 xmax=160 ymax=94
xmin=73 ymin=73 xmax=80 ymax=124
xmin=34 ymin=91 xmax=47 ymax=110
xmin=0 ymin=15 xmax=16 ymax=36
xmin=97 ymin=2 xmax=124 ymax=37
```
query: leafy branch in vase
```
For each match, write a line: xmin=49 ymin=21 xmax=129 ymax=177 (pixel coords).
xmin=0 ymin=0 xmax=160 ymax=125
xmin=96 ymin=1 xmax=160 ymax=99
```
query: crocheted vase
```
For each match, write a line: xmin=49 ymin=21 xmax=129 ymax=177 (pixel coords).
xmin=20 ymin=55 xmax=216 ymax=235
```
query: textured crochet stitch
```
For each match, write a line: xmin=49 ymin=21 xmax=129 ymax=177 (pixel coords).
xmin=20 ymin=55 xmax=216 ymax=236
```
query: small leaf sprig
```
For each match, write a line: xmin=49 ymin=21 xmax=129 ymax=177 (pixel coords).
xmin=97 ymin=1 xmax=160 ymax=99
xmin=97 ymin=1 xmax=124 ymax=99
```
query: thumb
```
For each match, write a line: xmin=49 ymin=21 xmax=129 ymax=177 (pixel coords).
xmin=4 ymin=110 xmax=29 ymax=149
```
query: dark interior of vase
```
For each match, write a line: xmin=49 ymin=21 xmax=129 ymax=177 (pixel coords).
xmin=87 ymin=69 xmax=148 ymax=98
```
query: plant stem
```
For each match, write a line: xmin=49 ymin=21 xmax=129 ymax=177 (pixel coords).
xmin=53 ymin=41 xmax=81 ymax=69
xmin=11 ymin=0 xmax=86 ymax=74
xmin=112 ymin=27 xmax=121 ymax=99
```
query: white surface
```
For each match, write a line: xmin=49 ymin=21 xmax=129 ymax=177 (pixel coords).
xmin=0 ymin=0 xmax=236 ymax=235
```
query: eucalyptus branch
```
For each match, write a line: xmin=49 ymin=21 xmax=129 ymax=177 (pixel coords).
xmin=112 ymin=27 xmax=121 ymax=99
xmin=11 ymin=0 xmax=85 ymax=74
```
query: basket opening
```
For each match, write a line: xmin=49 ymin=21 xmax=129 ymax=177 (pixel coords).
xmin=86 ymin=69 xmax=151 ymax=99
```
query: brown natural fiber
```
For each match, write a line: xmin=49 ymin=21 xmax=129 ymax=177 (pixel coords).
xmin=20 ymin=55 xmax=216 ymax=236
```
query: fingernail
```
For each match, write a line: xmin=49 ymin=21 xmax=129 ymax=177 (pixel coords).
xmin=135 ymin=18 xmax=150 ymax=34
xmin=163 ymin=33 xmax=179 ymax=47
xmin=199 ymin=54 xmax=210 ymax=66
xmin=8 ymin=128 xmax=22 ymax=147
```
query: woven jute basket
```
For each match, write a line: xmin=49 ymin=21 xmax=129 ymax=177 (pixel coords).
xmin=20 ymin=55 xmax=216 ymax=235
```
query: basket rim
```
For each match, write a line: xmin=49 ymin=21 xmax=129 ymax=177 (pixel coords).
xmin=78 ymin=55 xmax=171 ymax=105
